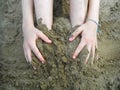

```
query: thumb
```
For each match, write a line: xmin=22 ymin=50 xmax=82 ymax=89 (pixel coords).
xmin=35 ymin=29 xmax=52 ymax=43
xmin=69 ymin=25 xmax=84 ymax=41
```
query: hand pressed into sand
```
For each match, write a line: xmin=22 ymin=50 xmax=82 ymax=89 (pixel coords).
xmin=69 ymin=21 xmax=98 ymax=64
xmin=23 ymin=26 xmax=52 ymax=64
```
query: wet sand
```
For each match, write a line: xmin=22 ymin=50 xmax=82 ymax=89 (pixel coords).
xmin=0 ymin=0 xmax=120 ymax=90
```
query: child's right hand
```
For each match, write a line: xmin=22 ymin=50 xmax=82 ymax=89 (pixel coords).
xmin=22 ymin=25 xmax=52 ymax=64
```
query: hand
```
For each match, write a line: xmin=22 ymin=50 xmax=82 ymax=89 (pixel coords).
xmin=22 ymin=26 xmax=52 ymax=64
xmin=69 ymin=21 xmax=98 ymax=64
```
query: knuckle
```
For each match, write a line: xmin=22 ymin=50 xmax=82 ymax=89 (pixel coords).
xmin=33 ymin=47 xmax=40 ymax=55
xmin=86 ymin=38 xmax=94 ymax=43
xmin=38 ymin=30 xmax=43 ymax=35
xmin=27 ymin=42 xmax=32 ymax=47
xmin=75 ymin=50 xmax=79 ymax=55
xmin=36 ymin=50 xmax=40 ymax=55
xmin=78 ymin=45 xmax=82 ymax=50
xmin=28 ymin=41 xmax=35 ymax=48
xmin=37 ymin=54 xmax=42 ymax=60
xmin=75 ymin=30 xmax=79 ymax=35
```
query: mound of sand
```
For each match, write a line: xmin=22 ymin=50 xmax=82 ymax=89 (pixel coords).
xmin=0 ymin=0 xmax=120 ymax=90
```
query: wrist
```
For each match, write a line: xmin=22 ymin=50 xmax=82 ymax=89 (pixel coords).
xmin=22 ymin=22 xmax=34 ymax=29
xmin=79 ymin=19 xmax=85 ymax=25
xmin=87 ymin=19 xmax=99 ymax=26
xmin=86 ymin=19 xmax=100 ymax=32
xmin=22 ymin=22 xmax=35 ymax=36
xmin=22 ymin=18 xmax=34 ymax=27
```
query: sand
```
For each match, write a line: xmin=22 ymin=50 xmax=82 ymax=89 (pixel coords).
xmin=0 ymin=0 xmax=120 ymax=90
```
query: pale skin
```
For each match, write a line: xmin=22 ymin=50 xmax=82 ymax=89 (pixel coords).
xmin=22 ymin=0 xmax=100 ymax=64
xmin=22 ymin=0 xmax=52 ymax=64
xmin=69 ymin=0 xmax=100 ymax=64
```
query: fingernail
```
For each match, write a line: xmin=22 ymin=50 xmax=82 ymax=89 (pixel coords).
xmin=42 ymin=60 xmax=45 ymax=64
xmin=48 ymin=40 xmax=52 ymax=43
xmin=73 ymin=55 xmax=76 ymax=59
xmin=69 ymin=35 xmax=74 ymax=41
xmin=33 ymin=66 xmax=37 ymax=70
xmin=69 ymin=38 xmax=74 ymax=41
xmin=69 ymin=38 xmax=72 ymax=41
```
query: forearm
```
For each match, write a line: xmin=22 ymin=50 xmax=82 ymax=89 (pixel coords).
xmin=70 ymin=0 xmax=88 ymax=27
xmin=22 ymin=0 xmax=34 ymax=27
xmin=34 ymin=0 xmax=53 ymax=30
xmin=87 ymin=0 xmax=100 ymax=23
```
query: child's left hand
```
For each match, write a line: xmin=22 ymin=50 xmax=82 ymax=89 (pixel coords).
xmin=69 ymin=20 xmax=98 ymax=64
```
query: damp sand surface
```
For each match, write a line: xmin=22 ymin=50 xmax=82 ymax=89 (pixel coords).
xmin=0 ymin=0 xmax=120 ymax=90
xmin=0 ymin=17 xmax=120 ymax=90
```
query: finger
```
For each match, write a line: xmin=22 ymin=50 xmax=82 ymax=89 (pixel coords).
xmin=24 ymin=50 xmax=29 ymax=63
xmin=23 ymin=45 xmax=29 ymax=63
xmin=73 ymin=39 xmax=86 ymax=59
xmin=95 ymin=38 xmax=98 ymax=49
xmin=69 ymin=26 xmax=83 ymax=41
xmin=26 ymin=48 xmax=32 ymax=63
xmin=85 ymin=52 xmax=90 ymax=64
xmin=91 ymin=45 xmax=95 ymax=64
xmin=36 ymin=29 xmax=52 ymax=43
xmin=30 ymin=43 xmax=45 ymax=63
xmin=85 ymin=44 xmax=92 ymax=64
xmin=95 ymin=40 xmax=99 ymax=60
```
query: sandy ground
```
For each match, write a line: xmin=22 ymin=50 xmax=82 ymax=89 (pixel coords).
xmin=0 ymin=0 xmax=120 ymax=90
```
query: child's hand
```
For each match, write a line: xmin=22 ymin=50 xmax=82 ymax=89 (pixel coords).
xmin=69 ymin=20 xmax=98 ymax=64
xmin=22 ymin=26 xmax=52 ymax=64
